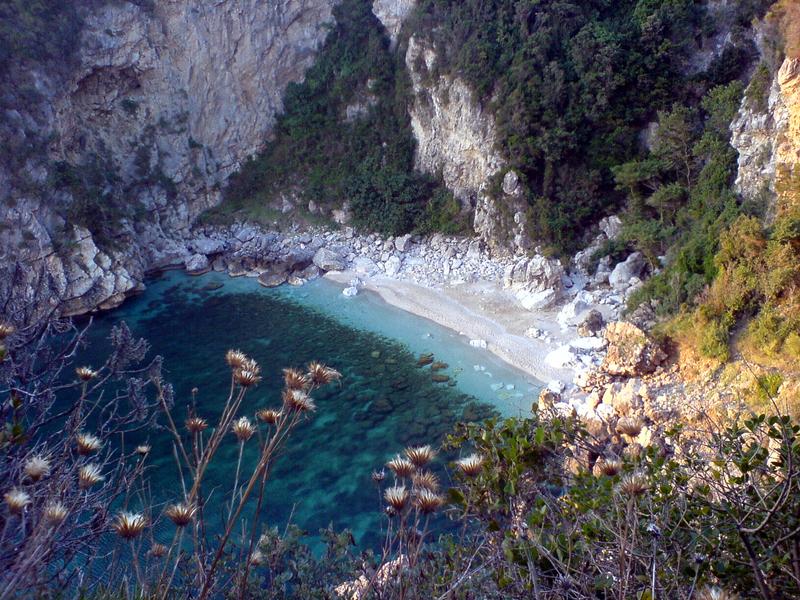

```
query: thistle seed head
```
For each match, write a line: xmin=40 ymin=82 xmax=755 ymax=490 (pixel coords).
xmin=371 ymin=469 xmax=386 ymax=484
xmin=413 ymin=488 xmax=445 ymax=515
xmin=405 ymin=445 xmax=435 ymax=468
xmin=225 ymin=349 xmax=248 ymax=370
xmin=0 ymin=323 xmax=15 ymax=340
xmin=185 ymin=417 xmax=208 ymax=434
xmin=165 ymin=502 xmax=197 ymax=527
xmin=78 ymin=464 xmax=105 ymax=489
xmin=386 ymin=456 xmax=415 ymax=479
xmin=249 ymin=550 xmax=265 ymax=566
xmin=75 ymin=366 xmax=98 ymax=382
xmin=135 ymin=445 xmax=151 ymax=456
xmin=411 ymin=471 xmax=440 ymax=492
xmin=616 ymin=416 xmax=644 ymax=437
xmin=76 ymin=433 xmax=102 ymax=456
xmin=306 ymin=362 xmax=341 ymax=386
xmin=148 ymin=543 xmax=168 ymax=559
xmin=384 ymin=486 xmax=409 ymax=511
xmin=112 ymin=512 xmax=147 ymax=540
xmin=24 ymin=455 xmax=52 ymax=482
xmin=283 ymin=368 xmax=310 ymax=391
xmin=455 ymin=454 xmax=484 ymax=477
xmin=256 ymin=409 xmax=281 ymax=425
xmin=43 ymin=501 xmax=68 ymax=525
xmin=283 ymin=389 xmax=316 ymax=413
xmin=232 ymin=416 xmax=256 ymax=442
xmin=4 ymin=489 xmax=31 ymax=515
xmin=618 ymin=472 xmax=649 ymax=497
xmin=696 ymin=587 xmax=739 ymax=600
xmin=594 ymin=457 xmax=623 ymax=477
xmin=234 ymin=368 xmax=261 ymax=388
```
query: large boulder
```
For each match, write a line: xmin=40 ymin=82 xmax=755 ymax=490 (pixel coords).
xmin=577 ymin=309 xmax=605 ymax=337
xmin=313 ymin=247 xmax=346 ymax=271
xmin=601 ymin=321 xmax=666 ymax=377
xmin=258 ymin=272 xmax=287 ymax=288
xmin=185 ymin=254 xmax=210 ymax=275
xmin=609 ymin=252 xmax=646 ymax=291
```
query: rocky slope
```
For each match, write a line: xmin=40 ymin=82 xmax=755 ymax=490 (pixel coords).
xmin=1 ymin=0 xmax=338 ymax=318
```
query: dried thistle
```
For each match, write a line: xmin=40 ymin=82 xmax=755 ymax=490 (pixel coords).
xmin=75 ymin=433 xmax=102 ymax=456
xmin=386 ymin=456 xmax=415 ymax=479
xmin=43 ymin=501 xmax=68 ymax=525
xmin=75 ymin=366 xmax=98 ymax=382
xmin=282 ymin=368 xmax=310 ymax=391
xmin=594 ymin=457 xmax=623 ymax=477
xmin=165 ymin=502 xmax=197 ymax=527
xmin=384 ymin=486 xmax=409 ymax=511
xmin=149 ymin=543 xmax=168 ymax=559
xmin=135 ymin=444 xmax=151 ymax=456
xmin=232 ymin=416 xmax=256 ymax=442
xmin=616 ymin=416 xmax=644 ymax=437
xmin=414 ymin=488 xmax=444 ymax=514
xmin=256 ymin=409 xmax=281 ymax=424
xmin=234 ymin=368 xmax=262 ymax=388
xmin=185 ymin=416 xmax=209 ymax=434
xmin=4 ymin=489 xmax=31 ymax=515
xmin=78 ymin=464 xmax=105 ymax=489
xmin=455 ymin=454 xmax=484 ymax=477
xmin=112 ymin=512 xmax=147 ymax=539
xmin=696 ymin=587 xmax=739 ymax=600
xmin=24 ymin=455 xmax=52 ymax=482
xmin=225 ymin=349 xmax=249 ymax=370
xmin=283 ymin=389 xmax=316 ymax=413
xmin=307 ymin=362 xmax=341 ymax=386
xmin=405 ymin=445 xmax=435 ymax=468
xmin=249 ymin=550 xmax=265 ymax=566
xmin=0 ymin=322 xmax=15 ymax=340
xmin=371 ymin=469 xmax=386 ymax=484
xmin=411 ymin=471 xmax=440 ymax=492
xmin=618 ymin=472 xmax=649 ymax=497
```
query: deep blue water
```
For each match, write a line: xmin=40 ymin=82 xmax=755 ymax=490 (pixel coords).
xmin=76 ymin=271 xmax=540 ymax=551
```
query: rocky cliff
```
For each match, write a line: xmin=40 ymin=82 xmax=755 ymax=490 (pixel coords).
xmin=1 ymin=0 xmax=338 ymax=317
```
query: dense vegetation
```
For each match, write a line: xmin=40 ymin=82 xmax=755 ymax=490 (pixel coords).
xmin=214 ymin=0 xmax=460 ymax=236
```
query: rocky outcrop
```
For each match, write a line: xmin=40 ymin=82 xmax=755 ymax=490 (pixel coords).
xmin=732 ymin=55 xmax=800 ymax=212
xmin=1 ymin=0 xmax=339 ymax=317
xmin=601 ymin=322 xmax=667 ymax=378
xmin=372 ymin=0 xmax=416 ymax=49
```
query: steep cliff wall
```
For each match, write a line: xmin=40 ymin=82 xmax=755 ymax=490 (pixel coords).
xmin=0 ymin=0 xmax=337 ymax=317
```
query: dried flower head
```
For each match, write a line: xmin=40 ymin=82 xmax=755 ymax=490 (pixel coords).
xmin=456 ymin=454 xmax=484 ymax=477
xmin=43 ymin=501 xmax=68 ymax=525
xmin=371 ymin=469 xmax=386 ymax=484
xmin=283 ymin=368 xmax=310 ymax=391
xmin=256 ymin=409 xmax=281 ymax=425
xmin=225 ymin=349 xmax=249 ymax=370
xmin=616 ymin=416 xmax=644 ymax=437
xmin=113 ymin=512 xmax=147 ymax=540
xmin=384 ymin=486 xmax=409 ymax=511
xmin=414 ymin=488 xmax=445 ymax=514
xmin=149 ymin=543 xmax=168 ymax=559
xmin=75 ymin=366 xmax=98 ymax=382
xmin=165 ymin=502 xmax=197 ymax=527
xmin=594 ymin=458 xmax=623 ymax=477
xmin=411 ymin=471 xmax=440 ymax=492
xmin=24 ymin=455 xmax=52 ymax=482
xmin=696 ymin=587 xmax=739 ymax=600
xmin=232 ymin=416 xmax=256 ymax=442
xmin=78 ymin=464 xmax=105 ymax=489
xmin=0 ymin=323 xmax=15 ymax=340
xmin=618 ymin=472 xmax=649 ymax=497
xmin=4 ymin=489 xmax=31 ymax=515
xmin=386 ymin=456 xmax=415 ymax=479
xmin=76 ymin=433 xmax=102 ymax=456
xmin=405 ymin=445 xmax=435 ymax=468
xmin=283 ymin=389 xmax=316 ymax=412
xmin=249 ymin=550 xmax=265 ymax=566
xmin=135 ymin=445 xmax=151 ymax=456
xmin=185 ymin=417 xmax=209 ymax=434
xmin=307 ymin=362 xmax=341 ymax=386
xmin=234 ymin=368 xmax=262 ymax=388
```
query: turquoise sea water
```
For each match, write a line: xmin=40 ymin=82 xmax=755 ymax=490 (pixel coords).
xmin=77 ymin=270 xmax=540 ymax=550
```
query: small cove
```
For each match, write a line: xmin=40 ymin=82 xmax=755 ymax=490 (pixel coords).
xmin=76 ymin=270 xmax=541 ymax=550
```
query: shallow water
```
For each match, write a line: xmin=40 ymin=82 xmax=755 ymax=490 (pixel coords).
xmin=77 ymin=270 xmax=540 ymax=550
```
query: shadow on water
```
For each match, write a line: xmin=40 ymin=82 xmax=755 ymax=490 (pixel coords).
xmin=75 ymin=271 xmax=503 ymax=552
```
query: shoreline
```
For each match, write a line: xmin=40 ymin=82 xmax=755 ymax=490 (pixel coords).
xmin=324 ymin=271 xmax=576 ymax=387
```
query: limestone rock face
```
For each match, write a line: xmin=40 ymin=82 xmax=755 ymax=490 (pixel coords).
xmin=732 ymin=57 xmax=800 ymax=211
xmin=601 ymin=322 xmax=667 ymax=377
xmin=313 ymin=247 xmax=346 ymax=271
xmin=609 ymin=252 xmax=647 ymax=292
xmin=372 ymin=0 xmax=416 ymax=48
xmin=0 ymin=0 xmax=338 ymax=317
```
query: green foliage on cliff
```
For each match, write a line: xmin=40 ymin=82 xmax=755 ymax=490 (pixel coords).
xmin=217 ymin=0 xmax=452 ymax=236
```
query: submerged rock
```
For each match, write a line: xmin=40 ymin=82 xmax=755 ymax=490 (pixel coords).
xmin=258 ymin=272 xmax=287 ymax=287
